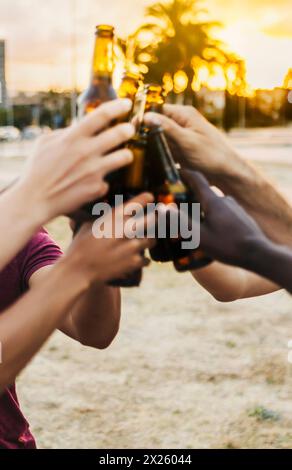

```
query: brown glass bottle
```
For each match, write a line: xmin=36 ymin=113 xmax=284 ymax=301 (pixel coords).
xmin=143 ymin=84 xmax=172 ymax=262
xmin=147 ymin=126 xmax=211 ymax=271
xmin=106 ymin=72 xmax=143 ymax=205
xmin=78 ymin=25 xmax=117 ymax=117
xmin=77 ymin=25 xmax=118 ymax=216
xmin=77 ymin=26 xmax=142 ymax=287
xmin=108 ymin=127 xmax=148 ymax=288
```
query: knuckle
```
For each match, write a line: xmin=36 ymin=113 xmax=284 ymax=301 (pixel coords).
xmin=185 ymin=105 xmax=194 ymax=115
xmin=130 ymin=239 xmax=141 ymax=251
xmin=131 ymin=254 xmax=142 ymax=267
xmin=120 ymin=148 xmax=132 ymax=159
xmin=76 ymin=141 xmax=89 ymax=160
xmin=144 ymin=238 xmax=155 ymax=248
xmin=117 ymin=124 xmax=131 ymax=141
xmin=97 ymin=104 xmax=112 ymax=123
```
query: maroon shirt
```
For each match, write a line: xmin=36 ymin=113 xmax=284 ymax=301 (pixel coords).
xmin=0 ymin=229 xmax=62 ymax=449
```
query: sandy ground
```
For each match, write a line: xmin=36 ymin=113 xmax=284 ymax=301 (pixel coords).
xmin=2 ymin=128 xmax=292 ymax=448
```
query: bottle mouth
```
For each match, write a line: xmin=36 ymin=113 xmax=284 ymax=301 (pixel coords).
xmin=144 ymin=83 xmax=166 ymax=98
xmin=145 ymin=83 xmax=162 ymax=91
xmin=123 ymin=71 xmax=142 ymax=82
xmin=95 ymin=24 xmax=115 ymax=37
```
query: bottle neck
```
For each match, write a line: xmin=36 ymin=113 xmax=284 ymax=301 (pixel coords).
xmin=124 ymin=132 xmax=148 ymax=191
xmin=91 ymin=36 xmax=114 ymax=80
xmin=148 ymin=127 xmax=181 ymax=185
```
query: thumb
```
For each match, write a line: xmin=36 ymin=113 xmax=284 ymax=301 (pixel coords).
xmin=144 ymin=112 xmax=185 ymax=143
xmin=181 ymin=169 xmax=217 ymax=213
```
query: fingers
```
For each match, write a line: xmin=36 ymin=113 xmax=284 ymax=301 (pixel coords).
xmin=99 ymin=148 xmax=133 ymax=176
xmin=112 ymin=239 xmax=154 ymax=275
xmin=72 ymin=99 xmax=132 ymax=137
xmin=163 ymin=104 xmax=201 ymax=127
xmin=180 ymin=169 xmax=217 ymax=212
xmin=144 ymin=112 xmax=186 ymax=143
xmin=132 ymin=210 xmax=156 ymax=238
xmin=106 ymin=193 xmax=154 ymax=238
xmin=88 ymin=122 xmax=135 ymax=155
xmin=139 ymin=237 xmax=156 ymax=250
xmin=124 ymin=192 xmax=154 ymax=209
xmin=120 ymin=238 xmax=155 ymax=261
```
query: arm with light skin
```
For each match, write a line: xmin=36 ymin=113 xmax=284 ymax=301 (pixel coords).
xmin=29 ymin=193 xmax=155 ymax=352
xmin=0 ymin=193 xmax=155 ymax=391
xmin=144 ymin=109 xmax=289 ymax=301
xmin=30 ymin=267 xmax=122 ymax=349
xmin=193 ymin=262 xmax=278 ymax=302
xmin=144 ymin=106 xmax=292 ymax=247
xmin=0 ymin=98 xmax=135 ymax=271
xmin=0 ymin=254 xmax=90 ymax=391
xmin=180 ymin=171 xmax=292 ymax=294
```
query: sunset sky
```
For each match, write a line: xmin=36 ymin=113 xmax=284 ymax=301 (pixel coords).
xmin=0 ymin=0 xmax=291 ymax=93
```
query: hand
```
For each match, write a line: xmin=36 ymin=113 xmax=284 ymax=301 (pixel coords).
xmin=181 ymin=170 xmax=268 ymax=269
xmin=16 ymin=99 xmax=135 ymax=224
xmin=144 ymin=105 xmax=238 ymax=179
xmin=67 ymin=193 xmax=156 ymax=284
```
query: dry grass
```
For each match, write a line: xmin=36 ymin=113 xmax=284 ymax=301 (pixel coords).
xmin=17 ymin=219 xmax=292 ymax=448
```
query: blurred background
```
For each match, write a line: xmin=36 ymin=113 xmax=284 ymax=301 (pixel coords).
xmin=0 ymin=0 xmax=292 ymax=449
xmin=0 ymin=0 xmax=291 ymax=133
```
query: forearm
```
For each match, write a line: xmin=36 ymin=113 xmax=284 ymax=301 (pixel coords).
xmin=0 ymin=256 xmax=89 ymax=390
xmin=0 ymin=181 xmax=45 ymax=270
xmin=213 ymin=155 xmax=292 ymax=246
xmin=62 ymin=284 xmax=121 ymax=349
xmin=192 ymin=261 xmax=279 ymax=302
xmin=244 ymin=238 xmax=292 ymax=294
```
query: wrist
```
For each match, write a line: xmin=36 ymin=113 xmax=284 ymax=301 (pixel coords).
xmin=56 ymin=252 xmax=92 ymax=296
xmin=241 ymin=236 xmax=276 ymax=273
xmin=12 ymin=179 xmax=49 ymax=227
xmin=212 ymin=151 xmax=256 ymax=192
xmin=65 ymin=240 xmax=103 ymax=287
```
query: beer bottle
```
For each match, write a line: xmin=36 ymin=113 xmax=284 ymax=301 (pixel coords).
xmin=108 ymin=126 xmax=148 ymax=288
xmin=105 ymin=72 xmax=143 ymax=206
xmin=77 ymin=26 xmax=143 ymax=287
xmin=143 ymin=84 xmax=172 ymax=261
xmin=147 ymin=125 xmax=211 ymax=271
xmin=77 ymin=25 xmax=118 ymax=215
xmin=109 ymin=86 xmax=149 ymax=288
xmin=78 ymin=25 xmax=117 ymax=117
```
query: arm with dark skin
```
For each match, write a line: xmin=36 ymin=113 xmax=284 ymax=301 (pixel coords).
xmin=182 ymin=170 xmax=292 ymax=294
xmin=145 ymin=107 xmax=292 ymax=247
xmin=145 ymin=110 xmax=282 ymax=302
xmin=144 ymin=108 xmax=290 ymax=300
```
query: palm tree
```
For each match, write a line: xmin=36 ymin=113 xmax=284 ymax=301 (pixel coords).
xmin=133 ymin=0 xmax=224 ymax=103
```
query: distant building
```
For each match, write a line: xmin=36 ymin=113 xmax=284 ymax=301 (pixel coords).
xmin=0 ymin=40 xmax=7 ymax=107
